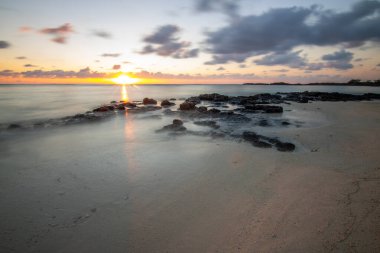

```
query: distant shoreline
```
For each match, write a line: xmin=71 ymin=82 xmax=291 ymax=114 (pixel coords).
xmin=243 ymin=81 xmax=380 ymax=87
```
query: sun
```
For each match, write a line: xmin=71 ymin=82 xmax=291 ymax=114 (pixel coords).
xmin=112 ymin=74 xmax=139 ymax=85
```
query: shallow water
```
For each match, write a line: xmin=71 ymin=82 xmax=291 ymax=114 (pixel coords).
xmin=0 ymin=84 xmax=379 ymax=124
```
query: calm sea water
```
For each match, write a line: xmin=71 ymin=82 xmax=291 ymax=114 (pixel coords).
xmin=0 ymin=84 xmax=379 ymax=124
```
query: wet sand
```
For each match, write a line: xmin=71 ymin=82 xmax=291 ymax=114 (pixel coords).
xmin=0 ymin=101 xmax=379 ymax=252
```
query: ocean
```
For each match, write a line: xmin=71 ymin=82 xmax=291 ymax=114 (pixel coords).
xmin=0 ymin=84 xmax=379 ymax=124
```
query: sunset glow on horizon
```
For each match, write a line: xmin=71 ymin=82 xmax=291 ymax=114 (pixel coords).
xmin=0 ymin=0 xmax=379 ymax=85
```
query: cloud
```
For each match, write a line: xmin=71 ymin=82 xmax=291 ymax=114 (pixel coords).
xmin=205 ymin=1 xmax=380 ymax=64
xmin=24 ymin=64 xmax=37 ymax=68
xmin=92 ymin=30 xmax=112 ymax=39
xmin=112 ymin=64 xmax=121 ymax=70
xmin=0 ymin=40 xmax=11 ymax=49
xmin=16 ymin=56 xmax=27 ymax=60
xmin=321 ymin=49 xmax=354 ymax=70
xmin=139 ymin=24 xmax=199 ymax=59
xmin=194 ymin=0 xmax=240 ymax=19
xmin=101 ymin=53 xmax=121 ymax=57
xmin=0 ymin=67 xmax=107 ymax=78
xmin=40 ymin=23 xmax=74 ymax=44
xmin=254 ymin=50 xmax=307 ymax=68
xmin=216 ymin=66 xmax=225 ymax=71
xmin=254 ymin=49 xmax=354 ymax=70
xmin=0 ymin=70 xmax=16 ymax=77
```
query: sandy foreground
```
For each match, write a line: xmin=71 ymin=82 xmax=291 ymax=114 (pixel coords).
xmin=0 ymin=101 xmax=379 ymax=252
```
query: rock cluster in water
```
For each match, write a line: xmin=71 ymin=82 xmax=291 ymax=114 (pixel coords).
xmin=4 ymin=92 xmax=380 ymax=152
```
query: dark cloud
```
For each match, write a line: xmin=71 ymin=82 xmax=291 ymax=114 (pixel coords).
xmin=112 ymin=65 xmax=121 ymax=70
xmin=254 ymin=50 xmax=307 ymax=68
xmin=205 ymin=1 xmax=380 ymax=64
xmin=0 ymin=67 xmax=107 ymax=78
xmin=322 ymin=49 xmax=353 ymax=61
xmin=273 ymin=69 xmax=289 ymax=73
xmin=101 ymin=53 xmax=121 ymax=57
xmin=16 ymin=56 xmax=27 ymax=60
xmin=24 ymin=64 xmax=37 ymax=68
xmin=216 ymin=66 xmax=225 ymax=71
xmin=194 ymin=0 xmax=240 ymax=19
xmin=321 ymin=49 xmax=354 ymax=70
xmin=205 ymin=52 xmax=252 ymax=65
xmin=377 ymin=63 xmax=380 ymax=67
xmin=92 ymin=30 xmax=112 ymax=39
xmin=0 ymin=40 xmax=11 ymax=49
xmin=0 ymin=70 xmax=16 ymax=77
xmin=40 ymin=23 xmax=74 ymax=44
xmin=140 ymin=25 xmax=199 ymax=59
xmin=239 ymin=64 xmax=246 ymax=68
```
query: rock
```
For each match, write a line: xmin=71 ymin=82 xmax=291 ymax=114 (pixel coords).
xmin=124 ymin=102 xmax=137 ymax=108
xmin=179 ymin=102 xmax=196 ymax=110
xmin=143 ymin=98 xmax=157 ymax=105
xmin=199 ymin=93 xmax=229 ymax=102
xmin=116 ymin=104 xmax=125 ymax=110
xmin=208 ymin=108 xmax=221 ymax=114
xmin=185 ymin=96 xmax=201 ymax=104
xmin=281 ymin=121 xmax=290 ymax=126
xmin=194 ymin=120 xmax=220 ymax=129
xmin=169 ymin=98 xmax=177 ymax=101
xmin=172 ymin=119 xmax=183 ymax=126
xmin=93 ymin=106 xmax=109 ymax=112
xmin=8 ymin=123 xmax=21 ymax=129
xmin=157 ymin=119 xmax=186 ymax=132
xmin=161 ymin=100 xmax=175 ymax=107
xmin=275 ymin=142 xmax=296 ymax=152
xmin=196 ymin=106 xmax=208 ymax=113
xmin=110 ymin=101 xmax=117 ymax=103
xmin=244 ymin=105 xmax=283 ymax=113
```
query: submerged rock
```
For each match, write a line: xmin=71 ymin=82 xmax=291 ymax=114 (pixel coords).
xmin=194 ymin=120 xmax=220 ymax=129
xmin=157 ymin=119 xmax=186 ymax=132
xmin=243 ymin=105 xmax=283 ymax=113
xmin=179 ymin=102 xmax=196 ymax=110
xmin=275 ymin=142 xmax=296 ymax=152
xmin=161 ymin=100 xmax=175 ymax=107
xmin=143 ymin=98 xmax=157 ymax=105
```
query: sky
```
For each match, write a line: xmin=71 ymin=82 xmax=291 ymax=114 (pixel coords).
xmin=0 ymin=0 xmax=379 ymax=84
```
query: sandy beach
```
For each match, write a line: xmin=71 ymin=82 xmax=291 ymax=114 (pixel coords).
xmin=0 ymin=99 xmax=379 ymax=253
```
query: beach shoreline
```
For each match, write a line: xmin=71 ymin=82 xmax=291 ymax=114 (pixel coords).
xmin=0 ymin=97 xmax=379 ymax=252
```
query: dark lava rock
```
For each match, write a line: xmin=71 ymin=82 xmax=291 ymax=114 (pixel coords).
xmin=127 ymin=106 xmax=162 ymax=113
xmin=199 ymin=93 xmax=229 ymax=102
xmin=124 ymin=102 xmax=137 ymax=108
xmin=93 ymin=106 xmax=109 ymax=112
xmin=8 ymin=123 xmax=21 ymax=129
xmin=157 ymin=119 xmax=186 ymax=132
xmin=143 ymin=98 xmax=157 ymax=105
xmin=242 ymin=132 xmax=272 ymax=148
xmin=185 ymin=97 xmax=201 ymax=104
xmin=179 ymin=102 xmax=196 ymax=110
xmin=275 ymin=142 xmax=296 ymax=152
xmin=169 ymin=98 xmax=177 ymax=101
xmin=208 ymin=108 xmax=221 ymax=114
xmin=244 ymin=105 xmax=283 ymax=113
xmin=110 ymin=101 xmax=117 ymax=104
xmin=281 ymin=121 xmax=290 ymax=126
xmin=161 ymin=100 xmax=175 ymax=107
xmin=196 ymin=106 xmax=208 ymax=113
xmin=116 ymin=104 xmax=125 ymax=110
xmin=194 ymin=120 xmax=220 ymax=129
